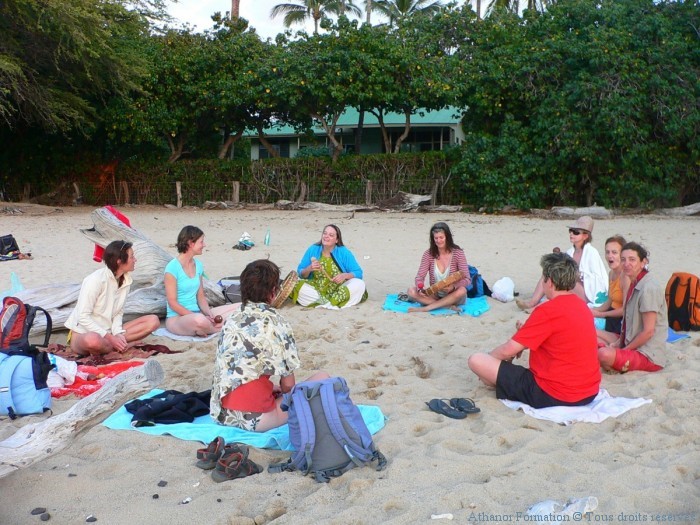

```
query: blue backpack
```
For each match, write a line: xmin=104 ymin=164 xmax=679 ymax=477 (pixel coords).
xmin=467 ymin=265 xmax=492 ymax=298
xmin=268 ymin=377 xmax=387 ymax=483
xmin=0 ymin=296 xmax=54 ymax=418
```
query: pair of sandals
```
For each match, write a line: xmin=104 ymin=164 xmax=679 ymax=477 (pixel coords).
xmin=195 ymin=436 xmax=263 ymax=482
xmin=426 ymin=398 xmax=481 ymax=419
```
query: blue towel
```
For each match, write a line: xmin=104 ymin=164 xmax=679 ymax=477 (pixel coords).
xmin=383 ymin=294 xmax=490 ymax=317
xmin=667 ymin=327 xmax=690 ymax=343
xmin=102 ymin=389 xmax=386 ymax=450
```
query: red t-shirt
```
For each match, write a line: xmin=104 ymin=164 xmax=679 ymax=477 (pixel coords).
xmin=221 ymin=375 xmax=276 ymax=413
xmin=513 ymin=294 xmax=601 ymax=402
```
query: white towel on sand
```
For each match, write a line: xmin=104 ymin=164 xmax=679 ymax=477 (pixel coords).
xmin=500 ymin=389 xmax=651 ymax=425
xmin=152 ymin=327 xmax=218 ymax=342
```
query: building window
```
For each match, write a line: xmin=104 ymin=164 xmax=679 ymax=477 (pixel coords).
xmin=259 ymin=142 xmax=290 ymax=159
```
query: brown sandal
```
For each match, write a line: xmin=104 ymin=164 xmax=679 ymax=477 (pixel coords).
xmin=211 ymin=446 xmax=263 ymax=483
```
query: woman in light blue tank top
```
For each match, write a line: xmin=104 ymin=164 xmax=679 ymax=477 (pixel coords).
xmin=164 ymin=226 xmax=240 ymax=337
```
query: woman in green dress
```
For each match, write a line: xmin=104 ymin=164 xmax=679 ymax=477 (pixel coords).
xmin=291 ymin=224 xmax=367 ymax=309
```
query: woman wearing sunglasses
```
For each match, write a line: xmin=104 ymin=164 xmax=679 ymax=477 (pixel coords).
xmin=65 ymin=240 xmax=160 ymax=356
xmin=517 ymin=216 xmax=608 ymax=310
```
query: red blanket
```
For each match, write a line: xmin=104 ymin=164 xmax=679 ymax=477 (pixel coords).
xmin=51 ymin=361 xmax=145 ymax=398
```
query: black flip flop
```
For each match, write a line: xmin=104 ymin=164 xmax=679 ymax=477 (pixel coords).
xmin=450 ymin=398 xmax=481 ymax=414
xmin=426 ymin=398 xmax=468 ymax=419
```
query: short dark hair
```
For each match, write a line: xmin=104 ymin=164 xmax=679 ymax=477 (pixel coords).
xmin=176 ymin=225 xmax=204 ymax=253
xmin=540 ymin=252 xmax=579 ymax=291
xmin=621 ymin=242 xmax=649 ymax=261
xmin=103 ymin=240 xmax=132 ymax=275
xmin=429 ymin=222 xmax=460 ymax=257
xmin=315 ymin=224 xmax=344 ymax=247
xmin=240 ymin=259 xmax=281 ymax=306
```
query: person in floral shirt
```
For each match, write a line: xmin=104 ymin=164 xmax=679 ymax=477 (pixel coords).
xmin=211 ymin=259 xmax=328 ymax=431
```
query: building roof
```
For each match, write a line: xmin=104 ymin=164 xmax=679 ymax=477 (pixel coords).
xmin=244 ymin=107 xmax=464 ymax=138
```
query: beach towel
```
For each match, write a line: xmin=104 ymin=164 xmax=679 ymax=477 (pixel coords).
xmin=383 ymin=294 xmax=490 ymax=317
xmin=667 ymin=327 xmax=691 ymax=343
xmin=153 ymin=327 xmax=218 ymax=342
xmin=103 ymin=388 xmax=386 ymax=451
xmin=500 ymin=388 xmax=651 ymax=425
xmin=51 ymin=361 xmax=144 ymax=398
xmin=46 ymin=342 xmax=179 ymax=366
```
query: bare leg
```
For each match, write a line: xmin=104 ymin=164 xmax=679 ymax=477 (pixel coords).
xmin=596 ymin=329 xmax=619 ymax=345
xmin=598 ymin=346 xmax=617 ymax=371
xmin=212 ymin=303 xmax=241 ymax=319
xmin=123 ymin=315 xmax=160 ymax=343
xmin=467 ymin=353 xmax=502 ymax=387
xmin=517 ymin=277 xmax=545 ymax=310
xmin=166 ymin=313 xmax=217 ymax=337
xmin=69 ymin=331 xmax=112 ymax=356
xmin=408 ymin=287 xmax=467 ymax=313
xmin=255 ymin=371 xmax=331 ymax=432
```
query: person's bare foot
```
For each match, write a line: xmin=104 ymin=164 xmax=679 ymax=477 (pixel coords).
xmin=515 ymin=298 xmax=532 ymax=311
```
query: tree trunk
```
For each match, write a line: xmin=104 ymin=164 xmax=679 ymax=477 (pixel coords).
xmin=166 ymin=134 xmax=186 ymax=163
xmin=366 ymin=0 xmax=372 ymax=24
xmin=0 ymin=360 xmax=164 ymax=479
xmin=256 ymin=124 xmax=280 ymax=158
xmin=311 ymin=112 xmax=343 ymax=162
xmin=231 ymin=0 xmax=240 ymax=18
xmin=392 ymin=109 xmax=412 ymax=153
xmin=355 ymin=108 xmax=364 ymax=155
xmin=372 ymin=110 xmax=392 ymax=153
xmin=218 ymin=130 xmax=243 ymax=159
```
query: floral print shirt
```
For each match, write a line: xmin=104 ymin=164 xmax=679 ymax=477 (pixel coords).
xmin=210 ymin=302 xmax=300 ymax=419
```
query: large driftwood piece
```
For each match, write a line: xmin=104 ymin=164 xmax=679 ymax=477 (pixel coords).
xmin=0 ymin=360 xmax=164 ymax=479
xmin=549 ymin=206 xmax=613 ymax=218
xmin=657 ymin=202 xmax=700 ymax=217
xmin=20 ymin=208 xmax=224 ymax=335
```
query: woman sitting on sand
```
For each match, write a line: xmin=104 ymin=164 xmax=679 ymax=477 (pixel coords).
xmin=592 ymin=235 xmax=630 ymax=344
xmin=598 ymin=242 xmax=667 ymax=373
xmin=406 ymin=222 xmax=470 ymax=313
xmin=164 ymin=225 xmax=239 ymax=337
xmin=516 ymin=216 xmax=608 ymax=310
xmin=291 ymin=224 xmax=367 ymax=309
xmin=65 ymin=240 xmax=160 ymax=356
xmin=211 ymin=259 xmax=329 ymax=431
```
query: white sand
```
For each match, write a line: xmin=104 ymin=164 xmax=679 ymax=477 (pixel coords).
xmin=0 ymin=205 xmax=698 ymax=524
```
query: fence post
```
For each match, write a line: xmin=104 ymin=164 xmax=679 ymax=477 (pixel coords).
xmin=176 ymin=181 xmax=182 ymax=208
xmin=232 ymin=181 xmax=240 ymax=204
xmin=431 ymin=179 xmax=439 ymax=206
xmin=365 ymin=180 xmax=372 ymax=206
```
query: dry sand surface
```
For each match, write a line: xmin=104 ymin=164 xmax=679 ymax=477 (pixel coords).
xmin=0 ymin=204 xmax=698 ymax=525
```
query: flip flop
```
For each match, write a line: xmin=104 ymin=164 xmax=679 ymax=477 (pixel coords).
xmin=397 ymin=293 xmax=410 ymax=302
xmin=425 ymin=398 xmax=468 ymax=420
xmin=450 ymin=398 xmax=481 ymax=414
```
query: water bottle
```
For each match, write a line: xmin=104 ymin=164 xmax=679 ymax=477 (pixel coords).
xmin=264 ymin=229 xmax=271 ymax=246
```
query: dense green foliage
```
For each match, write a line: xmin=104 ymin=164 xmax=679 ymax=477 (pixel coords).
xmin=0 ymin=0 xmax=697 ymax=209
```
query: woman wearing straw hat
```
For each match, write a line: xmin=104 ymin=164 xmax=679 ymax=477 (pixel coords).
xmin=516 ymin=216 xmax=608 ymax=310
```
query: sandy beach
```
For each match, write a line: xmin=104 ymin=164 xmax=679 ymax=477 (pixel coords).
xmin=0 ymin=205 xmax=698 ymax=525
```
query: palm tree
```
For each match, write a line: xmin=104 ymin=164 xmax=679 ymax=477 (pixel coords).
xmin=270 ymin=0 xmax=362 ymax=34
xmin=371 ymin=0 xmax=444 ymax=27
xmin=232 ymin=0 xmax=240 ymax=18
xmin=486 ymin=0 xmax=549 ymax=16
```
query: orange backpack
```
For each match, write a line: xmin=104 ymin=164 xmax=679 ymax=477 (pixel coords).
xmin=665 ymin=272 xmax=700 ymax=331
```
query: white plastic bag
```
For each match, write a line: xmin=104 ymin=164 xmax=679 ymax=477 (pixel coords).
xmin=492 ymin=277 xmax=515 ymax=303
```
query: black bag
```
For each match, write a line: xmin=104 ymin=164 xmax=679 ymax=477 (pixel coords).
xmin=0 ymin=234 xmax=20 ymax=256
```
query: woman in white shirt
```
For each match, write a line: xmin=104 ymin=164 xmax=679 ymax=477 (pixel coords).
xmin=65 ymin=241 xmax=160 ymax=356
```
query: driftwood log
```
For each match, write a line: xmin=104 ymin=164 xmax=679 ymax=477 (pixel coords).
xmin=0 ymin=359 xmax=164 ymax=479
xmin=657 ymin=202 xmax=700 ymax=216
xmin=22 ymin=207 xmax=224 ymax=336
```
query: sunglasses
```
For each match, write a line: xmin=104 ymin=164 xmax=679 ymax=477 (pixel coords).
xmin=568 ymin=228 xmax=586 ymax=235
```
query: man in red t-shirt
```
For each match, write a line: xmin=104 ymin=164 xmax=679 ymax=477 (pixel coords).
xmin=468 ymin=252 xmax=601 ymax=408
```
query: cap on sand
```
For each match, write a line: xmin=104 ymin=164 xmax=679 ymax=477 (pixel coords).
xmin=568 ymin=216 xmax=594 ymax=233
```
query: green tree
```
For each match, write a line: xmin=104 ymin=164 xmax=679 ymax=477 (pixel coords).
xmin=371 ymin=0 xmax=444 ymax=27
xmin=0 ymin=0 xmax=165 ymax=133
xmin=270 ymin=0 xmax=362 ymax=33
